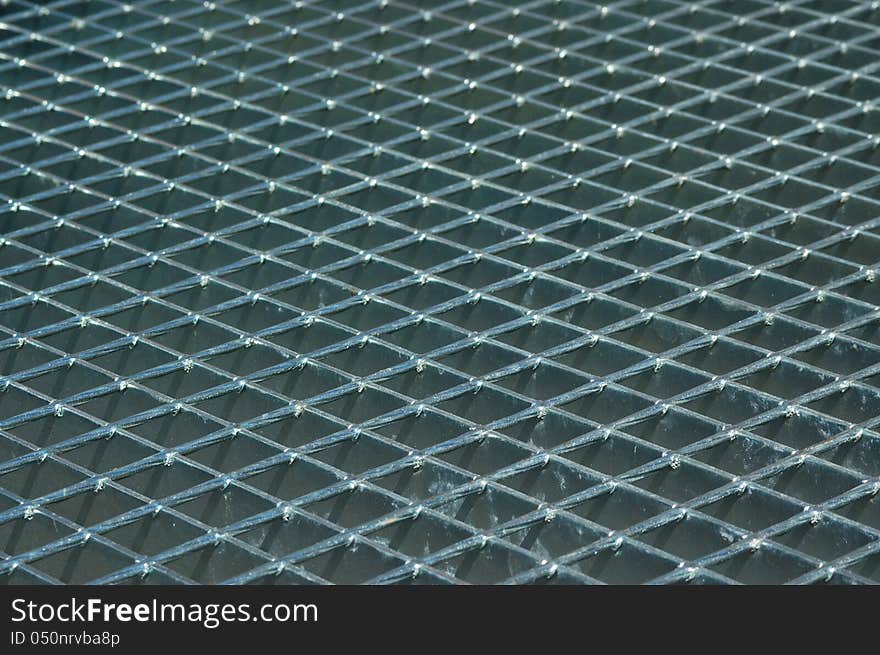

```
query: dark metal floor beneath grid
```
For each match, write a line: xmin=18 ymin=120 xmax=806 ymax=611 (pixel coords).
xmin=1 ymin=0 xmax=880 ymax=585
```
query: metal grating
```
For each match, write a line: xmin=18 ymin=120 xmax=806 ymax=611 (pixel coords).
xmin=0 ymin=0 xmax=880 ymax=586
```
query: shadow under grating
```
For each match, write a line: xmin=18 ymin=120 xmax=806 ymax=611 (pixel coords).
xmin=0 ymin=0 xmax=879 ymax=584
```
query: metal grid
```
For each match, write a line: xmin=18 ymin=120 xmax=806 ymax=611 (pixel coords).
xmin=0 ymin=0 xmax=879 ymax=585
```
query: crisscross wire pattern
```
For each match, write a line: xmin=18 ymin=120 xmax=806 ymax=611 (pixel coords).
xmin=1 ymin=0 xmax=880 ymax=585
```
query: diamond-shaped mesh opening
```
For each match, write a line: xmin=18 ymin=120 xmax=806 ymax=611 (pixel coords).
xmin=1 ymin=0 xmax=880 ymax=585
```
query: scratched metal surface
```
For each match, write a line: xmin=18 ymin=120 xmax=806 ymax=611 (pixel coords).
xmin=1 ymin=0 xmax=880 ymax=585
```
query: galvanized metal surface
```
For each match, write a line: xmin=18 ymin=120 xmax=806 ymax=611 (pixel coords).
xmin=1 ymin=0 xmax=880 ymax=584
